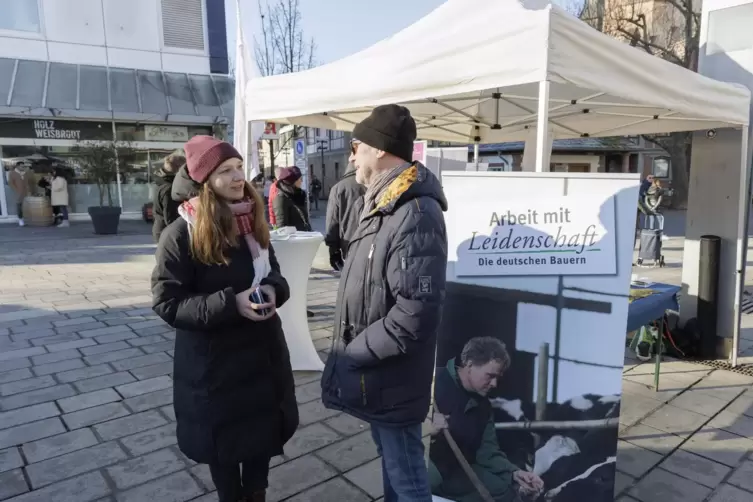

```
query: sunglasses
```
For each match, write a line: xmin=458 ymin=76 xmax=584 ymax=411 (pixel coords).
xmin=350 ymin=140 xmax=361 ymax=155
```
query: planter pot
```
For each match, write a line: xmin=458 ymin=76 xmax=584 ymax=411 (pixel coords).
xmin=88 ymin=206 xmax=122 ymax=235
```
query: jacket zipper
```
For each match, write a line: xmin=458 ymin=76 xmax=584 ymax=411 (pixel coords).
xmin=363 ymin=243 xmax=375 ymax=319
xmin=360 ymin=374 xmax=367 ymax=406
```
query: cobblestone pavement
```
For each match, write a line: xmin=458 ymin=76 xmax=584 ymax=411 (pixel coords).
xmin=1 ymin=219 xmax=753 ymax=502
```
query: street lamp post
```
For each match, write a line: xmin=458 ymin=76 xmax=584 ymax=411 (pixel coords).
xmin=316 ymin=139 xmax=328 ymax=208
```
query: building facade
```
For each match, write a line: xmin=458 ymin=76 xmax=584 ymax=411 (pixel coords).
xmin=0 ymin=0 xmax=232 ymax=221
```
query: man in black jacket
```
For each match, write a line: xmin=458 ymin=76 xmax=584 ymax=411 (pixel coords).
xmin=324 ymin=161 xmax=364 ymax=270
xmin=321 ymin=104 xmax=448 ymax=502
xmin=152 ymin=150 xmax=185 ymax=242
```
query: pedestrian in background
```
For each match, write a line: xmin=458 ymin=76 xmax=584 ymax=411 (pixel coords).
xmin=273 ymin=166 xmax=311 ymax=231
xmin=268 ymin=167 xmax=280 ymax=226
xmin=8 ymin=162 xmax=35 ymax=227
xmin=310 ymin=174 xmax=322 ymax=210
xmin=321 ymin=104 xmax=448 ymax=502
xmin=152 ymin=150 xmax=185 ymax=242
xmin=51 ymin=167 xmax=69 ymax=227
xmin=152 ymin=136 xmax=298 ymax=502
xmin=324 ymin=161 xmax=364 ymax=271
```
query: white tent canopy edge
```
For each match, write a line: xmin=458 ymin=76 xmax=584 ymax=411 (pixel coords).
xmin=245 ymin=0 xmax=750 ymax=148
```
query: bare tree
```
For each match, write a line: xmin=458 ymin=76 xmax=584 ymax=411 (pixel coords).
xmin=253 ymin=0 xmax=316 ymax=173
xmin=581 ymin=0 xmax=701 ymax=208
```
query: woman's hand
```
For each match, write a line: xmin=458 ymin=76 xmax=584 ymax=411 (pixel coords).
xmin=259 ymin=284 xmax=277 ymax=308
xmin=236 ymin=287 xmax=275 ymax=322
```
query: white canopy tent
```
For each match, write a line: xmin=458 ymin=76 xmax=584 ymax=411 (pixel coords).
xmin=245 ymin=0 xmax=752 ymax=364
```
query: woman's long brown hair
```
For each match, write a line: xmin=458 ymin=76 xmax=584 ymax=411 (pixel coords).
xmin=190 ymin=182 xmax=270 ymax=266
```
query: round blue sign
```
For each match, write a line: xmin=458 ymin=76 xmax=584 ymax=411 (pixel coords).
xmin=295 ymin=140 xmax=304 ymax=155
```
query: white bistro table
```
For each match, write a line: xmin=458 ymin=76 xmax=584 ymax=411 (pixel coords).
xmin=270 ymin=231 xmax=325 ymax=372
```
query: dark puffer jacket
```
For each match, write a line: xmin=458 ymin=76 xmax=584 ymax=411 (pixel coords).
xmin=151 ymin=194 xmax=298 ymax=465
xmin=325 ymin=167 xmax=365 ymax=259
xmin=152 ymin=174 xmax=180 ymax=243
xmin=272 ymin=181 xmax=311 ymax=231
xmin=321 ymin=162 xmax=448 ymax=426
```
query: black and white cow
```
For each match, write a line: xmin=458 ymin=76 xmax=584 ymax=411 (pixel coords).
xmin=490 ymin=393 xmax=620 ymax=502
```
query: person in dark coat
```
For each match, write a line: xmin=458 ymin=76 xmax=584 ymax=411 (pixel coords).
xmin=152 ymin=150 xmax=185 ymax=243
xmin=272 ymin=166 xmax=311 ymax=231
xmin=324 ymin=161 xmax=365 ymax=271
xmin=152 ymin=135 xmax=298 ymax=502
xmin=320 ymin=104 xmax=448 ymax=502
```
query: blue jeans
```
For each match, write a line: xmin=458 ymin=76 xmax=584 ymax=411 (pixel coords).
xmin=370 ymin=424 xmax=432 ymax=502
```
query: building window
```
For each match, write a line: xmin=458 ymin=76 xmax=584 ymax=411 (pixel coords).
xmin=707 ymin=4 xmax=753 ymax=55
xmin=652 ymin=156 xmax=670 ymax=178
xmin=161 ymin=0 xmax=205 ymax=51
xmin=0 ymin=0 xmax=41 ymax=33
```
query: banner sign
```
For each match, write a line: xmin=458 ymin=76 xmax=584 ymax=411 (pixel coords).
xmin=145 ymin=125 xmax=188 ymax=142
xmin=432 ymin=171 xmax=639 ymax=502
xmin=262 ymin=122 xmax=279 ymax=140
xmin=0 ymin=119 xmax=112 ymax=141
xmin=413 ymin=140 xmax=427 ymax=165
xmin=453 ymin=197 xmax=617 ymax=277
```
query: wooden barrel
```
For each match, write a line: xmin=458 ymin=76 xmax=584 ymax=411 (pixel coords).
xmin=22 ymin=196 xmax=54 ymax=227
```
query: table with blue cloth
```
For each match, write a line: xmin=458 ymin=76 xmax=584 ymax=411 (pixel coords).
xmin=627 ymin=282 xmax=681 ymax=390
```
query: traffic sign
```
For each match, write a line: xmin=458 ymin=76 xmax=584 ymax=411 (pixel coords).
xmin=294 ymin=139 xmax=305 ymax=158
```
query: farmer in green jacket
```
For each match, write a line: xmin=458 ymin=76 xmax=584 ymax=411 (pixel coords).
xmin=429 ymin=337 xmax=544 ymax=502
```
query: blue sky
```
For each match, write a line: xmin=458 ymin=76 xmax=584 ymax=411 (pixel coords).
xmin=225 ymin=0 xmax=450 ymax=68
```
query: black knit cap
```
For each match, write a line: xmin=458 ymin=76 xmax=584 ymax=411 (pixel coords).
xmin=352 ymin=104 xmax=417 ymax=163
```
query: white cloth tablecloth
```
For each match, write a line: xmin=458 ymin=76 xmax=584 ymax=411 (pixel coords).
xmin=271 ymin=231 xmax=325 ymax=371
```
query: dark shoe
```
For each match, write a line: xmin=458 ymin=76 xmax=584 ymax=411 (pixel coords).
xmin=245 ymin=491 xmax=265 ymax=502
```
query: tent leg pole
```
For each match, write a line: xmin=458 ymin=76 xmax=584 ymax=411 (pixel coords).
xmin=535 ymin=80 xmax=550 ymax=173
xmin=732 ymin=125 xmax=751 ymax=368
xmin=474 ymin=142 xmax=480 ymax=170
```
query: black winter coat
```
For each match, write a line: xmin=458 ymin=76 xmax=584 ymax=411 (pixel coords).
xmin=272 ymin=181 xmax=311 ymax=231
xmin=321 ymin=162 xmax=448 ymax=427
xmin=151 ymin=219 xmax=299 ymax=465
xmin=324 ymin=168 xmax=365 ymax=258
xmin=152 ymin=175 xmax=180 ymax=243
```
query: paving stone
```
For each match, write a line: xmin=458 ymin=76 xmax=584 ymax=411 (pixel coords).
xmin=26 ymin=441 xmax=128 ymax=488
xmin=323 ymin=414 xmax=369 ymax=436
xmin=1 ymin=469 xmax=110 ymax=502
xmin=285 ymin=422 xmax=341 ymax=459
xmin=190 ymin=464 xmax=213 ymax=490
xmin=629 ymin=467 xmax=712 ymax=502
xmin=123 ymin=388 xmax=173 ymax=413
xmin=94 ymin=331 xmax=138 ymax=344
xmin=22 ymin=428 xmax=99 ymax=463
xmin=55 ymin=322 xmax=107 ymax=336
xmin=79 ymin=341 xmax=131 ymax=356
xmin=641 ymin=405 xmax=709 ymax=438
xmin=0 ymin=469 xmax=29 ymax=500
xmin=268 ymin=455 xmax=337 ymax=502
xmin=120 ymin=423 xmax=178 ymax=456
xmin=0 ymin=347 xmax=47 ymax=362
xmin=31 ymin=349 xmax=80 ymax=366
xmin=134 ymin=326 xmax=173 ymax=337
xmin=0 ymin=418 xmax=66 ymax=450
xmin=708 ymin=483 xmax=753 ymax=502
xmin=0 ymin=403 xmax=60 ymax=430
xmin=55 ymin=364 xmax=113 ymax=384
xmin=285 ymin=477 xmax=370 ymax=502
xmin=615 ymin=440 xmax=666 ymax=478
xmin=45 ymin=338 xmax=96 ymax=352
xmin=0 ymin=369 xmax=34 ymax=385
xmin=130 ymin=362 xmax=173 ymax=380
xmin=141 ymin=341 xmax=175 ymax=354
xmin=73 ymin=372 xmax=136 ymax=394
xmin=10 ymin=329 xmax=56 ymax=341
xmin=53 ymin=317 xmax=97 ymax=328
xmin=660 ymin=449 xmax=731 ymax=489
xmin=343 ymin=458 xmax=382 ymax=499
xmin=115 ymin=376 xmax=172 ymax=399
xmin=0 ymin=447 xmax=23 ymax=473
xmin=295 ymin=381 xmax=321 ymax=404
xmin=29 ymin=333 xmax=80 ymax=348
xmin=315 ymin=430 xmax=379 ymax=472
xmin=127 ymin=335 xmax=166 ymax=347
xmin=83 ymin=348 xmax=144 ymax=366
xmin=78 ymin=325 xmax=133 ymax=339
xmin=160 ymin=405 xmax=176 ymax=421
xmin=106 ymin=448 xmax=186 ymax=489
xmin=31 ymin=358 xmax=86 ymax=377
xmin=111 ymin=353 xmax=172 ymax=372
xmin=298 ymin=399 xmax=341 ymax=426
xmin=57 ymin=388 xmax=121 ymax=413
xmin=0 ymin=376 xmax=57 ymax=397
xmin=93 ymin=410 xmax=168 ymax=441
xmin=707 ymin=410 xmax=753 ymax=438
xmin=0 ymin=337 xmax=32 ymax=351
xmin=0 ymin=358 xmax=32 ymax=373
xmin=619 ymin=423 xmax=685 ymax=455
xmin=62 ymin=403 xmax=131 ymax=430
xmin=0 ymin=385 xmax=77 ymax=411
xmin=114 ymin=470 xmax=203 ymax=502
xmin=127 ymin=319 xmax=165 ymax=330
xmin=727 ymin=459 xmax=753 ymax=492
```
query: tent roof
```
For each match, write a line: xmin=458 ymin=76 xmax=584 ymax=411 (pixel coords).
xmin=245 ymin=0 xmax=750 ymax=143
